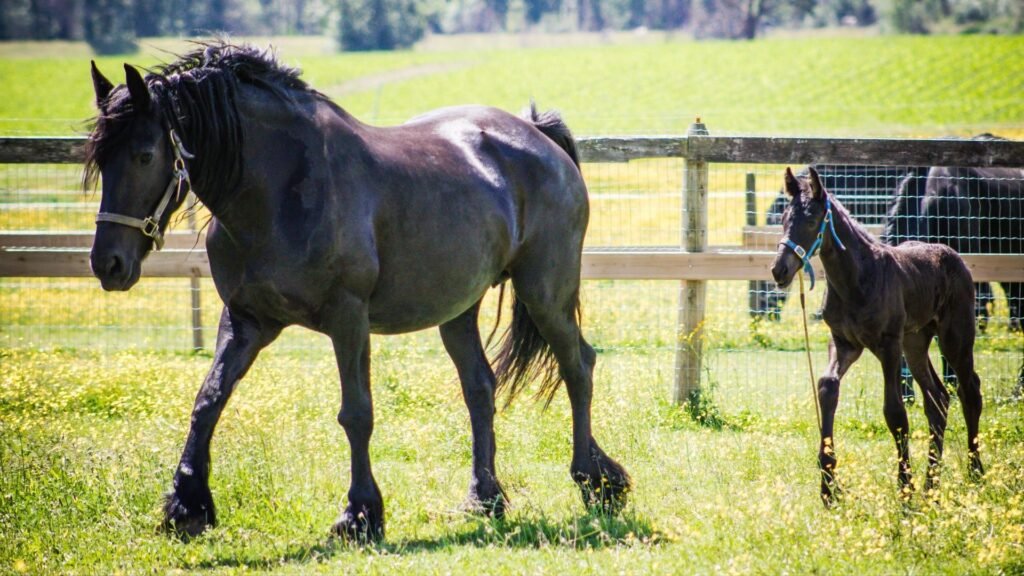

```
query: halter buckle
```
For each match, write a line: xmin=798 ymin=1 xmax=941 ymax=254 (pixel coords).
xmin=141 ymin=216 xmax=160 ymax=238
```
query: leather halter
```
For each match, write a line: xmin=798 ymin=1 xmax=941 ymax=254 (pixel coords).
xmin=778 ymin=195 xmax=846 ymax=290
xmin=95 ymin=127 xmax=194 ymax=251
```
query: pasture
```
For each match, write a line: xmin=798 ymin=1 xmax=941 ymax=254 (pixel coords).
xmin=2 ymin=34 xmax=1024 ymax=574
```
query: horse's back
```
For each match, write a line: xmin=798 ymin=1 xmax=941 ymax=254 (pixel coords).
xmin=355 ymin=105 xmax=587 ymax=333
xmin=889 ymin=241 xmax=974 ymax=329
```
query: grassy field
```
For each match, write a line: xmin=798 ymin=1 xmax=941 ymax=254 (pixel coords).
xmin=2 ymin=344 xmax=1024 ymax=575
xmin=1 ymin=34 xmax=1023 ymax=137
xmin=2 ymin=33 xmax=1024 ymax=574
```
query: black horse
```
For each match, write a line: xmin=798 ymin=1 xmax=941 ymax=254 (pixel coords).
xmin=883 ymin=140 xmax=1024 ymax=332
xmin=771 ymin=167 xmax=983 ymax=506
xmin=85 ymin=43 xmax=629 ymax=540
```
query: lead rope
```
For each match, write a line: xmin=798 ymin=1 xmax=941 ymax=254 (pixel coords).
xmin=798 ymin=270 xmax=824 ymax=437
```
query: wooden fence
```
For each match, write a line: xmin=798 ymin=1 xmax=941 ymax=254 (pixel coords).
xmin=3 ymin=128 xmax=1023 ymax=402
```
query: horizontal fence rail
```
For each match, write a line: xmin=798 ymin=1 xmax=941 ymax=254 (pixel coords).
xmin=3 ymin=135 xmax=1023 ymax=281
xmin=3 ymin=232 xmax=1023 ymax=281
xmin=4 ymin=132 xmax=1023 ymax=402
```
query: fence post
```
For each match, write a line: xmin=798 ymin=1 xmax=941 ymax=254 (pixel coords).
xmin=674 ymin=119 xmax=709 ymax=404
xmin=186 ymin=192 xmax=204 ymax=352
xmin=745 ymin=172 xmax=757 ymax=226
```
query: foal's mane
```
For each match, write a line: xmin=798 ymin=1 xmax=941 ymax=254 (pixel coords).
xmin=824 ymin=192 xmax=878 ymax=249
xmin=84 ymin=41 xmax=330 ymax=212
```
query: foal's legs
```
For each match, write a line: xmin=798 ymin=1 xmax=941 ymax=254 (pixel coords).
xmin=937 ymin=314 xmax=985 ymax=478
xmin=327 ymin=300 xmax=383 ymax=540
xmin=164 ymin=308 xmax=279 ymax=537
xmin=511 ymin=268 xmax=630 ymax=512
xmin=439 ymin=302 xmax=505 ymax=516
xmin=903 ymin=330 xmax=950 ymax=491
xmin=817 ymin=335 xmax=861 ymax=506
xmin=875 ymin=336 xmax=914 ymax=493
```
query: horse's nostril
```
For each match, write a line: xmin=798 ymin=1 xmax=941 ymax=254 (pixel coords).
xmin=106 ymin=254 xmax=124 ymax=277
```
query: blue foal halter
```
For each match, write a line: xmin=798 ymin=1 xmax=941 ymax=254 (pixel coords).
xmin=779 ymin=195 xmax=846 ymax=290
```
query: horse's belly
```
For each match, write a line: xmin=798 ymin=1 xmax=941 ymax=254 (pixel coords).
xmin=366 ymin=261 xmax=503 ymax=334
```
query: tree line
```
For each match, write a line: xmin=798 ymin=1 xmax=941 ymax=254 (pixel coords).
xmin=1 ymin=0 xmax=1020 ymax=54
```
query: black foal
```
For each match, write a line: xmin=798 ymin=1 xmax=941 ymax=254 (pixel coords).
xmin=772 ymin=166 xmax=984 ymax=505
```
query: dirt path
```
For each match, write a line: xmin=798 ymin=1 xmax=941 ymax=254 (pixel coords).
xmin=327 ymin=61 xmax=474 ymax=96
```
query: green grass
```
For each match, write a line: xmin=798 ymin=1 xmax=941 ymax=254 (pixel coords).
xmin=2 ymin=345 xmax=1024 ymax=574
xmin=1 ymin=35 xmax=1022 ymax=137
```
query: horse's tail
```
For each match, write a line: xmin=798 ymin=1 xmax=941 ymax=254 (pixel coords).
xmin=491 ymin=286 xmax=565 ymax=408
xmin=524 ymin=101 xmax=580 ymax=170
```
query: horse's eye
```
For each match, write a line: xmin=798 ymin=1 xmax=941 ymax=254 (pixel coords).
xmin=139 ymin=151 xmax=154 ymax=165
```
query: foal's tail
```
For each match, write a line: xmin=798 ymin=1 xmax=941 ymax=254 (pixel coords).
xmin=525 ymin=102 xmax=581 ymax=170
xmin=491 ymin=285 xmax=568 ymax=408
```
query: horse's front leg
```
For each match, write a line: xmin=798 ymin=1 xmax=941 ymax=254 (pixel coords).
xmin=326 ymin=299 xmax=382 ymax=541
xmin=164 ymin=308 xmax=279 ymax=537
xmin=876 ymin=335 xmax=914 ymax=496
xmin=817 ymin=335 xmax=861 ymax=507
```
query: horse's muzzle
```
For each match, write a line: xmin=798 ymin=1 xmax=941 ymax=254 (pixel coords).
xmin=91 ymin=249 xmax=142 ymax=291
xmin=771 ymin=253 xmax=798 ymax=289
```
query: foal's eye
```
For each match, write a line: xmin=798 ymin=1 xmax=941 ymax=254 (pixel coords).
xmin=139 ymin=151 xmax=154 ymax=165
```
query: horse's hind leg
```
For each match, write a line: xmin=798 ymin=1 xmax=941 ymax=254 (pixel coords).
xmin=937 ymin=311 xmax=985 ymax=479
xmin=510 ymin=266 xmax=631 ymax=512
xmin=903 ymin=330 xmax=950 ymax=491
xmin=439 ymin=302 xmax=505 ymax=517
xmin=876 ymin=336 xmax=914 ymax=495
xmin=164 ymin=308 xmax=279 ymax=538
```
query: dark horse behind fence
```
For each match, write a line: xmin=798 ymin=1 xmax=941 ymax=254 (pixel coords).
xmin=85 ymin=42 xmax=630 ymax=540
xmin=883 ymin=136 xmax=1024 ymax=333
xmin=771 ymin=167 xmax=983 ymax=506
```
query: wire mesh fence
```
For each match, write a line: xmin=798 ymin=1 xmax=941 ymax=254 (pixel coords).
xmin=2 ymin=139 xmax=1022 ymax=421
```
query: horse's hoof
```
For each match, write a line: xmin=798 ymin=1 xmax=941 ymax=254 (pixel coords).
xmin=968 ymin=453 xmax=985 ymax=481
xmin=819 ymin=475 xmax=843 ymax=506
xmin=572 ymin=442 xmax=632 ymax=515
xmin=331 ymin=504 xmax=384 ymax=543
xmin=462 ymin=487 xmax=507 ymax=519
xmin=162 ymin=491 xmax=215 ymax=539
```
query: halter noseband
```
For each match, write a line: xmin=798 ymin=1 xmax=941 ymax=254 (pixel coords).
xmin=94 ymin=126 xmax=194 ymax=251
xmin=779 ymin=195 xmax=846 ymax=290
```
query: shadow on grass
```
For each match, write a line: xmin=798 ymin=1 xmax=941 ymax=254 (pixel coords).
xmin=190 ymin=511 xmax=664 ymax=570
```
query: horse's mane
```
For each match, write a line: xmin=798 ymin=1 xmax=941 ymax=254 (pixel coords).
xmin=826 ymin=193 xmax=878 ymax=248
xmin=85 ymin=41 xmax=327 ymax=212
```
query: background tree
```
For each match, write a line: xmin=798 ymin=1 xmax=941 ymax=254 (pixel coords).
xmin=338 ymin=0 xmax=425 ymax=50
xmin=84 ymin=0 xmax=138 ymax=54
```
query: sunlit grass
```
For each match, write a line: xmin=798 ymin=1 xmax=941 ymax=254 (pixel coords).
xmin=1 ymin=35 xmax=1022 ymax=136
xmin=2 ymin=346 xmax=1023 ymax=574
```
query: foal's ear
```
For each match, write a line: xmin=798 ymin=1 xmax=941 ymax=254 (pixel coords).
xmin=784 ymin=167 xmax=801 ymax=197
xmin=123 ymin=64 xmax=151 ymax=113
xmin=91 ymin=61 xmax=113 ymax=110
xmin=807 ymin=166 xmax=826 ymax=200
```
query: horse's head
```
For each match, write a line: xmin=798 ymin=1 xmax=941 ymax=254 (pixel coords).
xmin=771 ymin=166 xmax=831 ymax=289
xmin=86 ymin=62 xmax=190 ymax=291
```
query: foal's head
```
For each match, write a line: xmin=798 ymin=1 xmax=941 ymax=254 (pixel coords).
xmin=85 ymin=62 xmax=188 ymax=291
xmin=771 ymin=166 xmax=833 ymax=289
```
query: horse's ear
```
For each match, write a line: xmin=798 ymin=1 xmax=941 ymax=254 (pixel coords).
xmin=784 ymin=167 xmax=801 ymax=197
xmin=807 ymin=166 xmax=826 ymax=200
xmin=123 ymin=63 xmax=151 ymax=113
xmin=91 ymin=61 xmax=113 ymax=110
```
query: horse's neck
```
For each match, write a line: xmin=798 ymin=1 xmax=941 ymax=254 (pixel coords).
xmin=819 ymin=203 xmax=876 ymax=303
xmin=194 ymin=89 xmax=362 ymax=242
